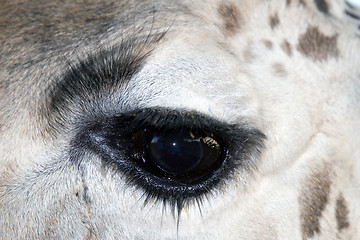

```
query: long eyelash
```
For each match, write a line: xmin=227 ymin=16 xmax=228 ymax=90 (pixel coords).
xmin=71 ymin=107 xmax=266 ymax=221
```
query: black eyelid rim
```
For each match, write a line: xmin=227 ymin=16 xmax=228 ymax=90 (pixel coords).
xmin=77 ymin=107 xmax=264 ymax=150
xmin=71 ymin=107 xmax=266 ymax=211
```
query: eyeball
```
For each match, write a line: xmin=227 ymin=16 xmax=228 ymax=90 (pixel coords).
xmin=133 ymin=128 xmax=226 ymax=184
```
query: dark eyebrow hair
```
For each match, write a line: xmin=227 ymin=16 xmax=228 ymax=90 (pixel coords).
xmin=42 ymin=33 xmax=165 ymax=133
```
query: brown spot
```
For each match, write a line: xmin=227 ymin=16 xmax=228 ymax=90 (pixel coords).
xmin=297 ymin=26 xmax=339 ymax=60
xmin=281 ymin=40 xmax=293 ymax=57
xmin=263 ymin=39 xmax=273 ymax=49
xmin=218 ymin=3 xmax=242 ymax=36
xmin=299 ymin=0 xmax=307 ymax=6
xmin=272 ymin=63 xmax=288 ymax=77
xmin=314 ymin=0 xmax=329 ymax=14
xmin=286 ymin=0 xmax=292 ymax=5
xmin=336 ymin=194 xmax=350 ymax=231
xmin=269 ymin=13 xmax=280 ymax=29
xmin=299 ymin=165 xmax=332 ymax=239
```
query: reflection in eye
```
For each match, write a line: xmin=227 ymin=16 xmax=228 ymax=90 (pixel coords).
xmin=149 ymin=133 xmax=205 ymax=174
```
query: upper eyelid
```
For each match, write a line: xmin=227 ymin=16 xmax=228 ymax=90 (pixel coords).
xmin=74 ymin=107 xmax=266 ymax=167
xmin=83 ymin=107 xmax=262 ymax=135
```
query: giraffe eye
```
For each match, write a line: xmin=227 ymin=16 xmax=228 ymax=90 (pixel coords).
xmin=76 ymin=108 xmax=265 ymax=212
xmin=133 ymin=128 xmax=225 ymax=183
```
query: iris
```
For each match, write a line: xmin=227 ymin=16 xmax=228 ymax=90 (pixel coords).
xmin=134 ymin=129 xmax=224 ymax=182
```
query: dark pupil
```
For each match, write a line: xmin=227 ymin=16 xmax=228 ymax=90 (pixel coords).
xmin=143 ymin=130 xmax=222 ymax=180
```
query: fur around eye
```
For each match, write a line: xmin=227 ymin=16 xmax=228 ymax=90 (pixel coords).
xmin=73 ymin=107 xmax=266 ymax=215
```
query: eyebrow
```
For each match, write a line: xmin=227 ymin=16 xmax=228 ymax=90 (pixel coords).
xmin=43 ymin=33 xmax=165 ymax=132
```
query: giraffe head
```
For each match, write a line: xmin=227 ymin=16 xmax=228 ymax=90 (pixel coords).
xmin=0 ymin=0 xmax=359 ymax=239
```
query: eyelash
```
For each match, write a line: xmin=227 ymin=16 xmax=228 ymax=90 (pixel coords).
xmin=72 ymin=108 xmax=265 ymax=218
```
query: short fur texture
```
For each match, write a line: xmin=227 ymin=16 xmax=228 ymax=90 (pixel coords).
xmin=0 ymin=0 xmax=360 ymax=239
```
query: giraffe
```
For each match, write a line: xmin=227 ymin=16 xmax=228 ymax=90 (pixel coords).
xmin=0 ymin=0 xmax=359 ymax=239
